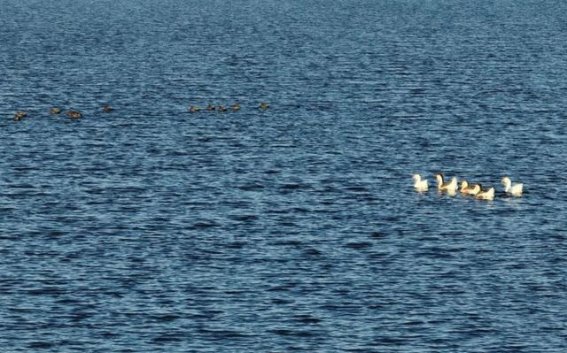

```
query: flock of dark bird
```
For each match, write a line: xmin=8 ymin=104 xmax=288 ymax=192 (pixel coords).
xmin=10 ymin=102 xmax=270 ymax=121
xmin=189 ymin=102 xmax=269 ymax=113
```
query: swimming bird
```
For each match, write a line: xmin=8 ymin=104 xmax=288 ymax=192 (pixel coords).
xmin=475 ymin=185 xmax=495 ymax=200
xmin=435 ymin=173 xmax=458 ymax=194
xmin=102 ymin=104 xmax=113 ymax=113
xmin=460 ymin=180 xmax=481 ymax=196
xmin=217 ymin=105 xmax=227 ymax=112
xmin=189 ymin=105 xmax=201 ymax=113
xmin=502 ymin=176 xmax=523 ymax=197
xmin=231 ymin=103 xmax=241 ymax=112
xmin=66 ymin=110 xmax=82 ymax=119
xmin=206 ymin=104 xmax=216 ymax=111
xmin=50 ymin=107 xmax=62 ymax=115
xmin=412 ymin=174 xmax=428 ymax=192
xmin=13 ymin=111 xmax=27 ymax=121
xmin=259 ymin=102 xmax=269 ymax=110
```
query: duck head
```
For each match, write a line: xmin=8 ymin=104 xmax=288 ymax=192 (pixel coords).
xmin=435 ymin=173 xmax=444 ymax=186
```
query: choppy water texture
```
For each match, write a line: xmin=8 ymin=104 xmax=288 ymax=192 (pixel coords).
xmin=1 ymin=0 xmax=567 ymax=352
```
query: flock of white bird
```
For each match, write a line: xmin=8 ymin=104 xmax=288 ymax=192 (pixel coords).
xmin=412 ymin=173 xmax=523 ymax=200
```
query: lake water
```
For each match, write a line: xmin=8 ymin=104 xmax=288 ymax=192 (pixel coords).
xmin=1 ymin=0 xmax=566 ymax=352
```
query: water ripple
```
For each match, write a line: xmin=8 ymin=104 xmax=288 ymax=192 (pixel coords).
xmin=1 ymin=1 xmax=567 ymax=352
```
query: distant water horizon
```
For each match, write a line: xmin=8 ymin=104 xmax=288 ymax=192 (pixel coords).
xmin=1 ymin=0 xmax=566 ymax=352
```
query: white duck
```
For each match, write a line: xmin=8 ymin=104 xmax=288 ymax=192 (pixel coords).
xmin=459 ymin=180 xmax=481 ymax=196
xmin=475 ymin=185 xmax=495 ymax=200
xmin=501 ymin=176 xmax=523 ymax=197
xmin=435 ymin=173 xmax=457 ymax=194
xmin=412 ymin=174 xmax=428 ymax=192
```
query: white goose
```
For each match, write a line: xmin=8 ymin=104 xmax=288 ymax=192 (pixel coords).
xmin=502 ymin=176 xmax=523 ymax=197
xmin=435 ymin=173 xmax=458 ymax=194
xmin=475 ymin=185 xmax=495 ymax=200
xmin=412 ymin=174 xmax=428 ymax=192
xmin=459 ymin=180 xmax=481 ymax=196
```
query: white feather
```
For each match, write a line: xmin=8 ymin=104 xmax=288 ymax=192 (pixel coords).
xmin=502 ymin=176 xmax=523 ymax=197
xmin=476 ymin=187 xmax=495 ymax=200
xmin=435 ymin=174 xmax=457 ymax=194
xmin=412 ymin=174 xmax=428 ymax=192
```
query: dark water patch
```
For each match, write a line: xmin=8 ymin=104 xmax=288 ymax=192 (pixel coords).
xmin=289 ymin=207 xmax=311 ymax=214
xmin=271 ymin=298 xmax=295 ymax=305
xmin=292 ymin=314 xmax=322 ymax=325
xmin=278 ymin=182 xmax=311 ymax=193
xmin=270 ymin=239 xmax=304 ymax=247
xmin=414 ymin=250 xmax=457 ymax=260
xmin=343 ymin=185 xmax=370 ymax=193
xmin=187 ymin=220 xmax=220 ymax=230
xmin=301 ymin=247 xmax=323 ymax=257
xmin=227 ymin=214 xmax=259 ymax=222
xmin=196 ymin=328 xmax=250 ymax=339
xmin=318 ymin=304 xmax=363 ymax=314
xmin=269 ymin=328 xmax=318 ymax=337
xmin=383 ymin=215 xmax=401 ymax=223
xmin=98 ymin=331 xmax=120 ymax=339
xmin=369 ymin=231 xmax=385 ymax=239
xmin=53 ymin=298 xmax=83 ymax=306
xmin=224 ymin=241 xmax=247 ymax=249
xmin=275 ymin=220 xmax=301 ymax=228
xmin=0 ymin=233 xmax=22 ymax=241
xmin=67 ymin=311 xmax=95 ymax=323
xmin=27 ymin=341 xmax=57 ymax=349
xmin=268 ymin=283 xmax=298 ymax=292
xmin=150 ymin=333 xmax=184 ymax=344
xmin=150 ymin=314 xmax=181 ymax=323
xmin=344 ymin=242 xmax=373 ymax=250
xmin=237 ymin=182 xmax=265 ymax=191
xmin=264 ymin=168 xmax=281 ymax=174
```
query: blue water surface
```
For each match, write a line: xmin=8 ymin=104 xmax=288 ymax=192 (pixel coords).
xmin=1 ymin=0 xmax=566 ymax=352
